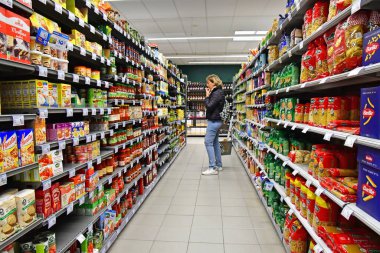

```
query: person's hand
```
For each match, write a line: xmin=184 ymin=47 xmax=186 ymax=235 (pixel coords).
xmin=205 ymin=88 xmax=211 ymax=97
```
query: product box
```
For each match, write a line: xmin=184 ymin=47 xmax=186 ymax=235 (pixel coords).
xmin=37 ymin=150 xmax=63 ymax=167
xmin=60 ymin=182 xmax=75 ymax=207
xmin=362 ymin=28 xmax=380 ymax=66
xmin=0 ymin=195 xmax=18 ymax=241
xmin=52 ymin=161 xmax=63 ymax=176
xmin=57 ymin=83 xmax=71 ymax=108
xmin=35 ymin=188 xmax=53 ymax=218
xmin=14 ymin=189 xmax=36 ymax=228
xmin=51 ymin=182 xmax=61 ymax=212
xmin=360 ymin=86 xmax=380 ymax=139
xmin=0 ymin=131 xmax=19 ymax=172
xmin=0 ymin=7 xmax=6 ymax=60
xmin=29 ymin=79 xmax=50 ymax=108
xmin=16 ymin=129 xmax=35 ymax=167
xmin=48 ymin=83 xmax=58 ymax=108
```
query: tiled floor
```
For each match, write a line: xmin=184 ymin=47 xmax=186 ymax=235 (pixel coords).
xmin=109 ymin=138 xmax=285 ymax=253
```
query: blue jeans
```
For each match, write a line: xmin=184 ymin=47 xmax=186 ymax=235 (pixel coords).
xmin=205 ymin=120 xmax=223 ymax=169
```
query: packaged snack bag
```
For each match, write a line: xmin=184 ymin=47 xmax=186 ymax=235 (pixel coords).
xmin=312 ymin=1 xmax=329 ymax=33
xmin=315 ymin=37 xmax=329 ymax=79
xmin=312 ymin=195 xmax=339 ymax=230
xmin=301 ymin=43 xmax=317 ymax=83
xmin=324 ymin=28 xmax=335 ymax=74
xmin=304 ymin=8 xmax=313 ymax=38
xmin=333 ymin=20 xmax=348 ymax=75
xmin=289 ymin=220 xmax=308 ymax=253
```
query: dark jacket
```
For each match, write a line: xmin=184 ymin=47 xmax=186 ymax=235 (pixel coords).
xmin=204 ymin=86 xmax=225 ymax=121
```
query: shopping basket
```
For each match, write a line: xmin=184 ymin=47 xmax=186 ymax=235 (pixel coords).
xmin=220 ymin=114 xmax=234 ymax=155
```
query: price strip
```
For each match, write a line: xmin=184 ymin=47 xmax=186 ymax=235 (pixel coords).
xmin=38 ymin=66 xmax=48 ymax=77
xmin=313 ymin=244 xmax=323 ymax=253
xmin=97 ymin=156 xmax=101 ymax=164
xmin=107 ymin=59 xmax=111 ymax=66
xmin=76 ymin=234 xmax=86 ymax=244
xmin=57 ymin=70 xmax=65 ymax=80
xmin=79 ymin=196 xmax=85 ymax=205
xmin=99 ymin=108 xmax=104 ymax=115
xmin=0 ymin=174 xmax=7 ymax=186
xmin=66 ymin=202 xmax=74 ymax=214
xmin=68 ymin=168 xmax=75 ymax=178
xmin=42 ymin=179 xmax=52 ymax=190
xmin=72 ymin=74 xmax=79 ymax=83
xmin=306 ymin=180 xmax=312 ymax=187
xmin=12 ymin=115 xmax=24 ymax=126
xmin=282 ymin=160 xmax=289 ymax=167
xmin=302 ymin=127 xmax=309 ymax=134
xmin=292 ymin=170 xmax=298 ymax=176
xmin=315 ymin=187 xmax=324 ymax=196
xmin=274 ymin=154 xmax=279 ymax=160
xmin=344 ymin=135 xmax=357 ymax=148
xmin=47 ymin=215 xmax=56 ymax=229
xmin=319 ymin=77 xmax=329 ymax=84
xmin=84 ymin=76 xmax=91 ymax=85
xmin=66 ymin=108 xmax=73 ymax=117
xmin=54 ymin=3 xmax=62 ymax=14
xmin=86 ymin=135 xmax=91 ymax=143
xmin=78 ymin=18 xmax=84 ymax=27
xmin=87 ymin=161 xmax=92 ymax=169
xmin=96 ymin=80 xmax=101 ymax=87
xmin=90 ymin=25 xmax=95 ymax=34
xmin=324 ymin=132 xmax=333 ymax=141
xmin=341 ymin=205 xmax=354 ymax=220
xmin=291 ymin=125 xmax=297 ymax=131
xmin=58 ymin=140 xmax=66 ymax=150
xmin=91 ymin=108 xmax=96 ymax=115
xmin=276 ymin=121 xmax=281 ymax=126
xmin=73 ymin=137 xmax=79 ymax=146
xmin=108 ymin=177 xmax=112 ymax=184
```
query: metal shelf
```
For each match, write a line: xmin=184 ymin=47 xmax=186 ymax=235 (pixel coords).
xmin=246 ymin=104 xmax=266 ymax=109
xmin=245 ymin=119 xmax=267 ymax=129
xmin=108 ymin=99 xmax=142 ymax=106
xmin=245 ymin=84 xmax=270 ymax=95
xmin=109 ymin=119 xmax=141 ymax=129
xmin=104 ymin=135 xmax=144 ymax=152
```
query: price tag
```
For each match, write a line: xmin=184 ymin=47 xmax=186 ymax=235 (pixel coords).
xmin=122 ymin=76 xmax=126 ymax=83
xmin=66 ymin=202 xmax=74 ymax=214
xmin=351 ymin=0 xmax=362 ymax=14
xmin=341 ymin=205 xmax=354 ymax=220
xmin=97 ymin=156 xmax=101 ymax=164
xmin=302 ymin=127 xmax=309 ymax=134
xmin=275 ymin=90 xmax=279 ymax=95
xmin=87 ymin=161 xmax=92 ymax=170
xmin=41 ymin=144 xmax=50 ymax=154
xmin=279 ymin=57 xmax=282 ymax=64
xmin=92 ymin=134 xmax=96 ymax=142
xmin=284 ymin=121 xmax=289 ymax=128
xmin=79 ymin=196 xmax=85 ymax=205
xmin=100 ymin=132 xmax=105 ymax=139
xmin=95 ymin=80 xmax=101 ymax=87
xmin=292 ymin=170 xmax=298 ymax=176
xmin=89 ymin=191 xmax=94 ymax=199
xmin=91 ymin=108 xmax=96 ymax=115
xmin=348 ymin=66 xmax=364 ymax=77
xmin=290 ymin=124 xmax=297 ymax=131
xmin=0 ymin=174 xmax=7 ymax=186
xmin=344 ymin=135 xmax=357 ymax=148
xmin=319 ymin=77 xmax=329 ymax=84
xmin=58 ymin=140 xmax=66 ymax=150
xmin=80 ymin=47 xmax=86 ymax=56
xmin=107 ymin=59 xmax=111 ymax=66
xmin=81 ymin=108 xmax=88 ymax=117
xmin=313 ymin=244 xmax=323 ymax=253
xmin=276 ymin=121 xmax=281 ymax=126
xmin=66 ymin=108 xmax=73 ymax=117
xmin=315 ymin=187 xmax=324 ymax=196
xmin=12 ymin=115 xmax=24 ymax=126
xmin=286 ymin=87 xmax=290 ymax=93
xmin=306 ymin=180 xmax=312 ymax=187
xmin=47 ymin=215 xmax=56 ymax=229
xmin=43 ymin=179 xmax=52 ymax=190
xmin=99 ymin=108 xmax=104 ymax=115
xmin=90 ymin=25 xmax=95 ymax=34
xmin=122 ymin=143 xmax=126 ymax=149
xmin=122 ymin=121 xmax=126 ymax=127
xmin=56 ymin=70 xmax=65 ymax=81
xmin=288 ymin=209 xmax=294 ymax=216
xmin=324 ymin=132 xmax=333 ymax=141
xmin=301 ymin=83 xmax=306 ymax=88
xmin=38 ymin=0 xmax=46 ymax=4
xmin=76 ymin=234 xmax=86 ymax=244
xmin=108 ymin=177 xmax=112 ymax=184
xmin=91 ymin=53 xmax=97 ymax=60
xmin=39 ymin=108 xmax=48 ymax=119
xmin=102 ymin=33 xmax=107 ymax=41
xmin=274 ymin=154 xmax=278 ymax=160
xmin=115 ymin=123 xmax=119 ymax=129
xmin=73 ymin=74 xmax=79 ymax=83
xmin=299 ymin=41 xmax=304 ymax=49
xmin=54 ymin=3 xmax=62 ymax=14
xmin=110 ymin=129 xmax=114 ymax=136
xmin=105 ymin=82 xmax=109 ymax=88
xmin=94 ymin=7 xmax=99 ymax=14
xmin=117 ymin=197 xmax=120 ymax=204
xmin=282 ymin=160 xmax=289 ymax=167
xmin=38 ymin=66 xmax=48 ymax=77
xmin=73 ymin=137 xmax=79 ymax=146
xmin=85 ymin=77 xmax=91 ymax=85
xmin=86 ymin=135 xmax=91 ymax=143
xmin=288 ymin=50 xmax=292 ymax=58
xmin=69 ymin=168 xmax=75 ymax=178
xmin=78 ymin=18 xmax=84 ymax=27
xmin=118 ymin=171 xmax=121 ymax=177
xmin=103 ymin=12 xmax=107 ymax=21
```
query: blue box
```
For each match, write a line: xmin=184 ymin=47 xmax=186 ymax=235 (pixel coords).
xmin=362 ymin=28 xmax=380 ymax=66
xmin=360 ymin=86 xmax=380 ymax=139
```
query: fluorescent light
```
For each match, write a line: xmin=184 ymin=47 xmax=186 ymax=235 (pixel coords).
xmin=234 ymin=31 xmax=268 ymax=35
xmin=147 ymin=36 xmax=234 ymax=41
xmin=188 ymin=61 xmax=242 ymax=65
xmin=233 ymin=36 xmax=263 ymax=41
xmin=167 ymin=54 xmax=247 ymax=59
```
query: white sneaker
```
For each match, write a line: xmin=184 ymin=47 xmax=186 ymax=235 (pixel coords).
xmin=216 ymin=166 xmax=223 ymax=171
xmin=202 ymin=169 xmax=218 ymax=175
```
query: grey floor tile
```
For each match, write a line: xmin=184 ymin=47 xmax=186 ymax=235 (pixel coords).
xmin=171 ymin=196 xmax=197 ymax=206
xmin=155 ymin=226 xmax=191 ymax=242
xmin=222 ymin=206 xmax=249 ymax=217
xmin=189 ymin=227 xmax=224 ymax=243
xmin=221 ymin=198 xmax=247 ymax=207
xmin=168 ymin=205 xmax=195 ymax=216
xmin=194 ymin=205 xmax=222 ymax=216
xmin=225 ymin=244 xmax=262 ymax=253
xmin=254 ymin=229 xmax=282 ymax=245
xmin=162 ymin=214 xmax=194 ymax=228
xmin=187 ymin=243 xmax=224 ymax=253
xmin=129 ymin=214 xmax=165 ymax=227
xmin=223 ymin=228 xmax=259 ymax=244
xmin=150 ymin=241 xmax=188 ymax=253
xmin=109 ymin=239 xmax=153 ymax=253
xmin=192 ymin=215 xmax=223 ymax=229
xmin=222 ymin=216 xmax=254 ymax=229
xmin=260 ymin=244 xmax=287 ymax=253
xmin=139 ymin=204 xmax=170 ymax=215
xmin=119 ymin=225 xmax=160 ymax=241
xmin=196 ymin=196 xmax=221 ymax=206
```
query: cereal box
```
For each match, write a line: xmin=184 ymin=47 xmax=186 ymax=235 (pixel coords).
xmin=29 ymin=80 xmax=49 ymax=108
xmin=60 ymin=182 xmax=75 ymax=207
xmin=362 ymin=28 xmax=380 ymax=66
xmin=16 ymin=129 xmax=35 ymax=167
xmin=48 ymin=83 xmax=58 ymax=108
xmin=0 ymin=131 xmax=19 ymax=172
xmin=360 ymin=86 xmax=380 ymax=139
xmin=57 ymin=84 xmax=71 ymax=108
xmin=0 ymin=195 xmax=19 ymax=241
xmin=14 ymin=189 xmax=36 ymax=228
xmin=4 ymin=10 xmax=30 ymax=64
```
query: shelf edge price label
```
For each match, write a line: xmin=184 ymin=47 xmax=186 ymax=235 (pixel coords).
xmin=68 ymin=168 xmax=75 ymax=178
xmin=100 ymin=132 xmax=105 ymax=139
xmin=99 ymin=108 xmax=104 ymax=115
xmin=96 ymin=80 xmax=101 ymax=87
xmin=90 ymin=25 xmax=95 ymax=34
xmin=110 ymin=129 xmax=114 ymax=136
xmin=83 ymin=108 xmax=88 ymax=116
xmin=91 ymin=108 xmax=96 ymax=115
xmin=57 ymin=70 xmax=65 ymax=80
xmin=38 ymin=108 xmax=48 ymax=119
xmin=78 ymin=18 xmax=85 ymax=27
xmin=73 ymin=137 xmax=79 ymax=146
xmin=42 ymin=179 xmax=52 ymax=190
xmin=302 ymin=127 xmax=309 ymax=134
xmin=100 ymin=56 xmax=105 ymax=63
xmin=66 ymin=108 xmax=73 ymax=117
xmin=292 ymin=170 xmax=298 ymax=176
xmin=76 ymin=234 xmax=86 ymax=244
xmin=12 ymin=115 xmax=24 ymax=126
xmin=282 ymin=160 xmax=289 ymax=167
xmin=341 ymin=205 xmax=354 ymax=220
xmin=0 ymin=174 xmax=7 ymax=187
xmin=313 ymin=244 xmax=323 ymax=253
xmin=54 ymin=2 xmax=62 ymax=14
xmin=306 ymin=180 xmax=312 ymax=187
xmin=97 ymin=157 xmax=101 ymax=164
xmin=41 ymin=144 xmax=50 ymax=154
xmin=344 ymin=135 xmax=357 ymax=148
xmin=315 ymin=187 xmax=324 ymax=196
xmin=102 ymin=12 xmax=107 ymax=20
xmin=72 ymin=74 xmax=79 ymax=83
xmin=38 ymin=66 xmax=48 ymax=77
xmin=89 ymin=191 xmax=94 ymax=199
xmin=323 ymin=132 xmax=333 ymax=141
xmin=47 ymin=214 xmax=56 ymax=229
xmin=291 ymin=125 xmax=297 ymax=131
xmin=91 ymin=52 xmax=97 ymax=60
xmin=351 ymin=0 xmax=362 ymax=14
xmin=58 ymin=140 xmax=66 ymax=150
xmin=66 ymin=202 xmax=74 ymax=214
xmin=86 ymin=135 xmax=91 ymax=143
xmin=94 ymin=7 xmax=99 ymax=14
xmin=85 ymin=77 xmax=91 ymax=85
xmin=92 ymin=134 xmax=97 ymax=142
xmin=79 ymin=196 xmax=85 ymax=205
xmin=80 ymin=47 xmax=86 ymax=56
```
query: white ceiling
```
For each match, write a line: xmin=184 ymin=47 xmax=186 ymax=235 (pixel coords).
xmin=111 ymin=0 xmax=284 ymax=65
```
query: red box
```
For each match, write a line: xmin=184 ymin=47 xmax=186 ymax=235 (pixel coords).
xmin=0 ymin=7 xmax=6 ymax=60
xmin=51 ymin=182 xmax=61 ymax=213
xmin=35 ymin=188 xmax=53 ymax=218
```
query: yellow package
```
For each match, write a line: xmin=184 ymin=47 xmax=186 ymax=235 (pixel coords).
xmin=28 ymin=80 xmax=49 ymax=108
xmin=71 ymin=30 xmax=86 ymax=48
xmin=57 ymin=84 xmax=71 ymax=108
xmin=48 ymin=83 xmax=58 ymax=108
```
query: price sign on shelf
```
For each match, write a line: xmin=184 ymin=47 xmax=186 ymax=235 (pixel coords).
xmin=78 ymin=18 xmax=84 ymax=27
xmin=57 ymin=70 xmax=65 ymax=80
xmin=69 ymin=168 xmax=75 ymax=178
xmin=39 ymin=108 xmax=48 ymax=119
xmin=79 ymin=196 xmax=85 ymax=205
xmin=94 ymin=7 xmax=99 ymax=14
xmin=80 ymin=47 xmax=86 ymax=56
xmin=302 ymin=127 xmax=309 ymax=134
xmin=38 ymin=66 xmax=48 ymax=77
xmin=324 ymin=132 xmax=333 ymax=141
xmin=86 ymin=135 xmax=91 ymax=143
xmin=345 ymin=135 xmax=357 ymax=148
xmin=72 ymin=74 xmax=79 ymax=83
xmin=92 ymin=53 xmax=96 ymax=60
xmin=85 ymin=77 xmax=91 ymax=85
xmin=319 ymin=77 xmax=329 ymax=84
xmin=315 ymin=187 xmax=324 ymax=196
xmin=292 ymin=170 xmax=298 ymax=176
xmin=66 ymin=202 xmax=74 ymax=214
xmin=97 ymin=157 xmax=101 ymax=165
xmin=66 ymin=108 xmax=73 ymax=117
xmin=313 ymin=244 xmax=323 ymax=253
xmin=76 ymin=234 xmax=86 ymax=244
xmin=91 ymin=108 xmax=96 ymax=116
xmin=306 ymin=180 xmax=312 ymax=187
xmin=54 ymin=3 xmax=62 ymax=14
xmin=42 ymin=179 xmax=51 ymax=190
xmin=341 ymin=205 xmax=354 ymax=220
xmin=73 ymin=138 xmax=79 ymax=146
xmin=90 ymin=25 xmax=95 ymax=34
xmin=58 ymin=141 xmax=66 ymax=150
xmin=47 ymin=215 xmax=56 ymax=229
xmin=291 ymin=125 xmax=297 ymax=131
xmin=12 ymin=115 xmax=24 ymax=126
xmin=0 ymin=174 xmax=7 ymax=187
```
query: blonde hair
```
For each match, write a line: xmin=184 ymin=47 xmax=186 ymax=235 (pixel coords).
xmin=206 ymin=74 xmax=223 ymax=88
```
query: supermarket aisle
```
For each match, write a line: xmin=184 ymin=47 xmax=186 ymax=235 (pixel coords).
xmin=109 ymin=138 xmax=285 ymax=253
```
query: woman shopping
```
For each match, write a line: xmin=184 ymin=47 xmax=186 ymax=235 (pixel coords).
xmin=202 ymin=74 xmax=225 ymax=176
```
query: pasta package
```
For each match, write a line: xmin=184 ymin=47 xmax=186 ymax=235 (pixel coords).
xmin=304 ymin=8 xmax=313 ymax=38
xmin=333 ymin=20 xmax=348 ymax=75
xmin=288 ymin=150 xmax=311 ymax=164
xmin=336 ymin=177 xmax=358 ymax=190
xmin=312 ymin=195 xmax=339 ymax=230
xmin=324 ymin=28 xmax=335 ymax=74
xmin=300 ymin=43 xmax=316 ymax=83
xmin=289 ymin=219 xmax=308 ymax=253
xmin=325 ymin=168 xmax=358 ymax=177
xmin=328 ymin=0 xmax=337 ymax=21
xmin=312 ymin=1 xmax=329 ymax=33
xmin=315 ymin=37 xmax=329 ymax=79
